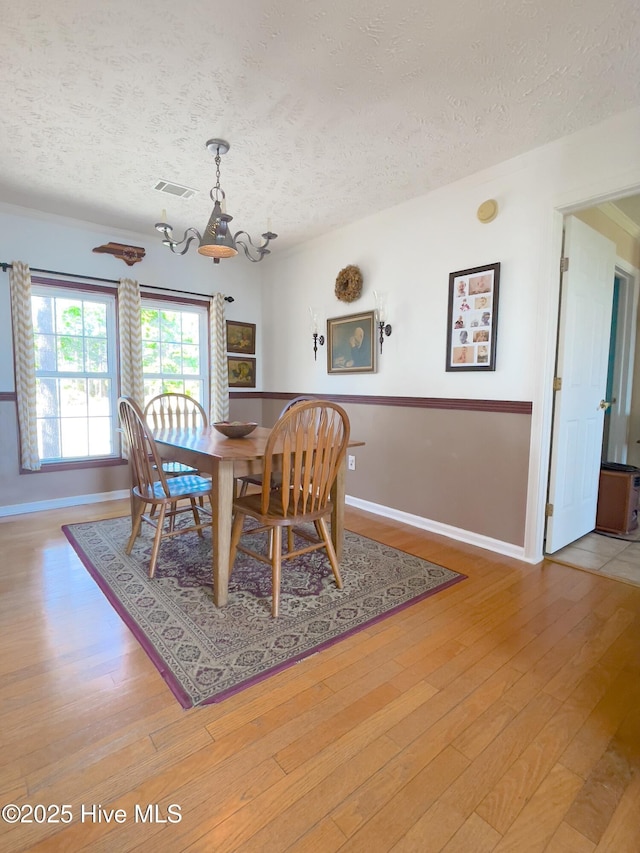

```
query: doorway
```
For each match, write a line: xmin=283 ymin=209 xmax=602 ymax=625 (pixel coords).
xmin=544 ymin=200 xmax=640 ymax=556
xmin=602 ymin=269 xmax=637 ymax=465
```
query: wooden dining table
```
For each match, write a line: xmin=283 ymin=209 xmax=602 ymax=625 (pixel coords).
xmin=152 ymin=425 xmax=361 ymax=607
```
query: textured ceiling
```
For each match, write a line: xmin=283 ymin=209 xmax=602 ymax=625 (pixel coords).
xmin=1 ymin=0 xmax=639 ymax=254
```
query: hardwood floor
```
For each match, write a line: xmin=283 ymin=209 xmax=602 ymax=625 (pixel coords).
xmin=1 ymin=500 xmax=639 ymax=852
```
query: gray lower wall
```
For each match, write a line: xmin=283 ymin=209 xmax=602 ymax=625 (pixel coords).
xmin=231 ymin=395 xmax=531 ymax=547
xmin=0 ymin=400 xmax=131 ymax=510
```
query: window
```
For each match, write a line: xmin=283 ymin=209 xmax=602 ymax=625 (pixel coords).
xmin=32 ymin=286 xmax=118 ymax=462
xmin=141 ymin=300 xmax=208 ymax=408
xmin=28 ymin=284 xmax=209 ymax=467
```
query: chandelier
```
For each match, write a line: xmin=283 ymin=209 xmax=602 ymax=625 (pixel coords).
xmin=155 ymin=139 xmax=277 ymax=263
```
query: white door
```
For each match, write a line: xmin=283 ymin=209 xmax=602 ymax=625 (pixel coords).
xmin=545 ymin=216 xmax=617 ymax=553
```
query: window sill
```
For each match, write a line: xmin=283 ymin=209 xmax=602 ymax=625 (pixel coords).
xmin=21 ymin=457 xmax=128 ymax=474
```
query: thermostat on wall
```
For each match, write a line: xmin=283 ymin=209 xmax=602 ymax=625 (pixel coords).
xmin=477 ymin=199 xmax=498 ymax=223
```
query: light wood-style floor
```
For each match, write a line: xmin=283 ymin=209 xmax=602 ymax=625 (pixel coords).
xmin=1 ymin=500 xmax=639 ymax=852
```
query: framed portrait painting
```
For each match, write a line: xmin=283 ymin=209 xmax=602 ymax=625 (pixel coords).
xmin=226 ymin=320 xmax=256 ymax=354
xmin=327 ymin=310 xmax=376 ymax=375
xmin=227 ymin=356 xmax=256 ymax=388
xmin=446 ymin=262 xmax=500 ymax=371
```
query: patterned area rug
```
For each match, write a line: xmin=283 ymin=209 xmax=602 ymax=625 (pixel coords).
xmin=62 ymin=516 xmax=465 ymax=708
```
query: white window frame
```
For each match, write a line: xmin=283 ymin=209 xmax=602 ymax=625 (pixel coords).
xmin=140 ymin=297 xmax=209 ymax=412
xmin=31 ymin=284 xmax=119 ymax=464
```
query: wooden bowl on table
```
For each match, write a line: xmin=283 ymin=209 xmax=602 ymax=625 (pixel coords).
xmin=213 ymin=421 xmax=258 ymax=439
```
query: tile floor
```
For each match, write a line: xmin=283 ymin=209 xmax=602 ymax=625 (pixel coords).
xmin=547 ymin=530 xmax=640 ymax=587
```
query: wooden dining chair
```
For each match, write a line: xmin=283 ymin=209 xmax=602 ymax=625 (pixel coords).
xmin=144 ymin=392 xmax=208 ymax=477
xmin=229 ymin=399 xmax=350 ymax=616
xmin=118 ymin=396 xmax=213 ymax=578
xmin=235 ymin=396 xmax=317 ymax=497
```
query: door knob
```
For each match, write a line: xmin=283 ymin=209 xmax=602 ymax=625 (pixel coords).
xmin=599 ymin=400 xmax=612 ymax=410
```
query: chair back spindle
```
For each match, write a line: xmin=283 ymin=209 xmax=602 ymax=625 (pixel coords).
xmin=144 ymin=392 xmax=208 ymax=431
xmin=261 ymin=402 xmax=350 ymax=518
xmin=144 ymin=392 xmax=208 ymax=478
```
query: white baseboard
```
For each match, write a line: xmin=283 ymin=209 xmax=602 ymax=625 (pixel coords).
xmin=0 ymin=489 xmax=533 ymax=565
xmin=346 ymin=495 xmax=535 ymax=564
xmin=0 ymin=489 xmax=130 ymax=518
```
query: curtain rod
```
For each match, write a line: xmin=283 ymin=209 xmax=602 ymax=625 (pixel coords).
xmin=0 ymin=262 xmax=234 ymax=302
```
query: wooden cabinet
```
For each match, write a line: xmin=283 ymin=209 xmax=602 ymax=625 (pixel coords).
xmin=595 ymin=465 xmax=640 ymax=535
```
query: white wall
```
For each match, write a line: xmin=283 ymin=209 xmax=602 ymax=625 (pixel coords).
xmin=261 ymin=158 xmax=539 ymax=400
xmin=261 ymin=106 xmax=640 ymax=560
xmin=0 ymin=204 xmax=264 ymax=391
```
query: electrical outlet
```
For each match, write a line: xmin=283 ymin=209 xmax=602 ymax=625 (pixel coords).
xmin=348 ymin=454 xmax=356 ymax=471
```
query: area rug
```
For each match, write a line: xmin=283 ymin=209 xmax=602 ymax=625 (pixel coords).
xmin=62 ymin=516 xmax=465 ymax=708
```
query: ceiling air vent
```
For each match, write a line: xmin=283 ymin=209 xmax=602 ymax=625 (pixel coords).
xmin=154 ymin=180 xmax=198 ymax=200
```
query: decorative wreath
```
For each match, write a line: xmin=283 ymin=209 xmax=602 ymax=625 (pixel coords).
xmin=335 ymin=264 xmax=363 ymax=303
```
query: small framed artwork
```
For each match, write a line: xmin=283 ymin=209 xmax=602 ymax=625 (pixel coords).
xmin=446 ymin=262 xmax=500 ymax=371
xmin=327 ymin=310 xmax=376 ymax=375
xmin=227 ymin=356 xmax=256 ymax=388
xmin=226 ymin=320 xmax=256 ymax=354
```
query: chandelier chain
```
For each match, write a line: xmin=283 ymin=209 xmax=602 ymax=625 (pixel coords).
xmin=212 ymin=150 xmax=223 ymax=203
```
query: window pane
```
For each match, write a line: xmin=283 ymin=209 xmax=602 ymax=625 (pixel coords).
xmin=87 ymin=379 xmax=111 ymax=416
xmin=144 ymin=379 xmax=163 ymax=400
xmin=161 ymin=343 xmax=181 ymax=374
xmin=88 ymin=417 xmax=113 ymax=455
xmin=181 ymin=313 xmax=199 ymax=343
xmin=182 ymin=344 xmax=199 ymax=374
xmin=60 ymin=378 xmax=88 ymax=417
xmin=32 ymin=295 xmax=54 ymax=333
xmin=141 ymin=308 xmax=160 ymax=340
xmin=57 ymin=336 xmax=84 ymax=371
xmin=160 ymin=311 xmax=181 ymax=342
xmin=61 ymin=418 xmax=89 ymax=457
xmin=38 ymin=417 xmax=61 ymax=459
xmin=36 ymin=378 xmax=59 ymax=417
xmin=162 ymin=379 xmax=184 ymax=395
xmin=184 ymin=380 xmax=203 ymax=402
xmin=86 ymin=338 xmax=108 ymax=373
xmin=34 ymin=333 xmax=57 ymax=371
xmin=83 ymin=302 xmax=107 ymax=338
xmin=142 ymin=341 xmax=160 ymax=372
xmin=56 ymin=299 xmax=83 ymax=335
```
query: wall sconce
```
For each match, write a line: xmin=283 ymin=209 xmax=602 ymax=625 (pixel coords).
xmin=309 ymin=307 xmax=325 ymax=360
xmin=374 ymin=290 xmax=392 ymax=353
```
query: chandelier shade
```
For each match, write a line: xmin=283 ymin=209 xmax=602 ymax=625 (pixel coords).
xmin=197 ymin=201 xmax=238 ymax=259
xmin=155 ymin=139 xmax=277 ymax=264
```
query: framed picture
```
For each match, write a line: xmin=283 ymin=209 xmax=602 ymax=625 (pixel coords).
xmin=227 ymin=356 xmax=256 ymax=388
xmin=327 ymin=310 xmax=376 ymax=374
xmin=446 ymin=262 xmax=500 ymax=371
xmin=226 ymin=320 xmax=256 ymax=354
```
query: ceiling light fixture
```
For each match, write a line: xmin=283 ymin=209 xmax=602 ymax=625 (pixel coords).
xmin=154 ymin=139 xmax=277 ymax=264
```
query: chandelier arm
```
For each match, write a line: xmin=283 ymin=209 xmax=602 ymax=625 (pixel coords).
xmin=234 ymin=237 xmax=264 ymax=262
xmin=233 ymin=231 xmax=276 ymax=262
xmin=160 ymin=227 xmax=202 ymax=255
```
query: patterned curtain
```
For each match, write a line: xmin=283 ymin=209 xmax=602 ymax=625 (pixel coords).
xmin=209 ymin=293 xmax=229 ymax=423
xmin=9 ymin=261 xmax=40 ymax=471
xmin=118 ymin=277 xmax=144 ymax=404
